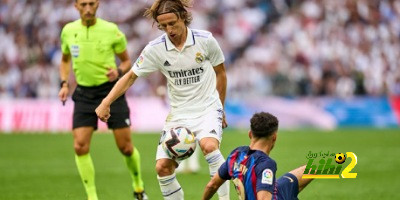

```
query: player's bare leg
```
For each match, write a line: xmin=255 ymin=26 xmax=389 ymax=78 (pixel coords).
xmin=156 ymin=158 xmax=183 ymax=200
xmin=73 ymin=127 xmax=98 ymax=200
xmin=113 ymin=127 xmax=146 ymax=199
xmin=73 ymin=127 xmax=93 ymax=155
xmin=200 ymin=137 xmax=229 ymax=200
xmin=113 ymin=127 xmax=134 ymax=155
xmin=289 ymin=165 xmax=314 ymax=192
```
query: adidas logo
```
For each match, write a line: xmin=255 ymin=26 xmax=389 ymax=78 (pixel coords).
xmin=164 ymin=60 xmax=171 ymax=66
xmin=209 ymin=129 xmax=217 ymax=135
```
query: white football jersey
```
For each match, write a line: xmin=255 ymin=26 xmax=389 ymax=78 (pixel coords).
xmin=132 ymin=28 xmax=225 ymax=121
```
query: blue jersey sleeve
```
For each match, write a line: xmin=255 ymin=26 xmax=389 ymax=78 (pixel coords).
xmin=218 ymin=160 xmax=231 ymax=180
xmin=255 ymin=159 xmax=277 ymax=193
xmin=218 ymin=147 xmax=242 ymax=180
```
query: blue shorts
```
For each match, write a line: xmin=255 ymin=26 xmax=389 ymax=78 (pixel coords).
xmin=276 ymin=173 xmax=299 ymax=200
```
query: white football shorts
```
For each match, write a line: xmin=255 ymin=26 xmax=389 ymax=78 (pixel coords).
xmin=156 ymin=108 xmax=224 ymax=161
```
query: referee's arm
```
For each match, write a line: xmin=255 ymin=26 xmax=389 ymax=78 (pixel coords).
xmin=107 ymin=50 xmax=131 ymax=82
xmin=58 ymin=53 xmax=71 ymax=104
xmin=116 ymin=50 xmax=131 ymax=75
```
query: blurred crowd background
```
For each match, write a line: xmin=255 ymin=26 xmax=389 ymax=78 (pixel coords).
xmin=1 ymin=0 xmax=400 ymax=100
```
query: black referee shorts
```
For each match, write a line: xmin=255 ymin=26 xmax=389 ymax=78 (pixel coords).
xmin=71 ymin=81 xmax=130 ymax=130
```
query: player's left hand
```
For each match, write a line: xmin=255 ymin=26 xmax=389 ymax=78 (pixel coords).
xmin=222 ymin=111 xmax=228 ymax=129
xmin=106 ymin=67 xmax=119 ymax=82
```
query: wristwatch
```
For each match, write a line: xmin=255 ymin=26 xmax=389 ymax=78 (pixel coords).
xmin=60 ymin=80 xmax=68 ymax=88
xmin=117 ymin=68 xmax=123 ymax=78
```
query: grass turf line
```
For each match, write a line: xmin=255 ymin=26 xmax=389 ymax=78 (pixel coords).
xmin=0 ymin=129 xmax=399 ymax=199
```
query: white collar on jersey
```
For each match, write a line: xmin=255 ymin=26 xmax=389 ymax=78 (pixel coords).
xmin=165 ymin=27 xmax=195 ymax=51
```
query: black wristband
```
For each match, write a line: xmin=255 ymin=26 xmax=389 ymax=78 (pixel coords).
xmin=117 ymin=68 xmax=123 ymax=78
xmin=60 ymin=80 xmax=68 ymax=88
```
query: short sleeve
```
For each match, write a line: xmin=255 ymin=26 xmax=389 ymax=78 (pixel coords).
xmin=218 ymin=147 xmax=242 ymax=180
xmin=60 ymin=27 xmax=70 ymax=54
xmin=218 ymin=160 xmax=231 ymax=180
xmin=255 ymin=160 xmax=277 ymax=193
xmin=131 ymin=45 xmax=160 ymax=77
xmin=113 ymin=27 xmax=127 ymax=54
xmin=207 ymin=34 xmax=225 ymax=67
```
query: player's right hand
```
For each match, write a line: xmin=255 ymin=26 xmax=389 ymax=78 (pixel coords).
xmin=58 ymin=87 xmax=69 ymax=106
xmin=95 ymin=102 xmax=111 ymax=122
xmin=222 ymin=110 xmax=228 ymax=129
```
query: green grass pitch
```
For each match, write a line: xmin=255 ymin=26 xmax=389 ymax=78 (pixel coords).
xmin=0 ymin=129 xmax=399 ymax=199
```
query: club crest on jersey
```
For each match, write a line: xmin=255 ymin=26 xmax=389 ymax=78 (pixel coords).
xmin=71 ymin=45 xmax=79 ymax=58
xmin=195 ymin=52 xmax=204 ymax=63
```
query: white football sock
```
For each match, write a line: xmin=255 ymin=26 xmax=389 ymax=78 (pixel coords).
xmin=188 ymin=147 xmax=200 ymax=172
xmin=205 ymin=149 xmax=230 ymax=200
xmin=176 ymin=144 xmax=200 ymax=174
xmin=157 ymin=173 xmax=184 ymax=200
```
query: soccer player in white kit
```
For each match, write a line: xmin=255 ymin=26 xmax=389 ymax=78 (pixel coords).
xmin=95 ymin=0 xmax=230 ymax=199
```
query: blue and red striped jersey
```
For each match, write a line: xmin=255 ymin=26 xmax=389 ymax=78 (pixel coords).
xmin=219 ymin=146 xmax=277 ymax=200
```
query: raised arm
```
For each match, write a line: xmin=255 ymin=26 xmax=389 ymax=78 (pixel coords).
xmin=95 ymin=70 xmax=138 ymax=122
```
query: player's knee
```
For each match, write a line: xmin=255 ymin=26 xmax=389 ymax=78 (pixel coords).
xmin=74 ymin=142 xmax=89 ymax=155
xmin=201 ymin=143 xmax=218 ymax=155
xmin=156 ymin=160 xmax=176 ymax=176
xmin=118 ymin=143 xmax=133 ymax=156
xmin=199 ymin=138 xmax=220 ymax=155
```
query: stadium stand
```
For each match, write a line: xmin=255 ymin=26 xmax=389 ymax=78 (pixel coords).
xmin=0 ymin=0 xmax=399 ymax=100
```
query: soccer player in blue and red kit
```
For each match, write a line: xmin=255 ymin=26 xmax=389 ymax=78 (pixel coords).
xmin=202 ymin=112 xmax=314 ymax=200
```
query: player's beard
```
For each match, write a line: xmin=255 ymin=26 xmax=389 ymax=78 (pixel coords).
xmin=84 ymin=13 xmax=96 ymax=26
